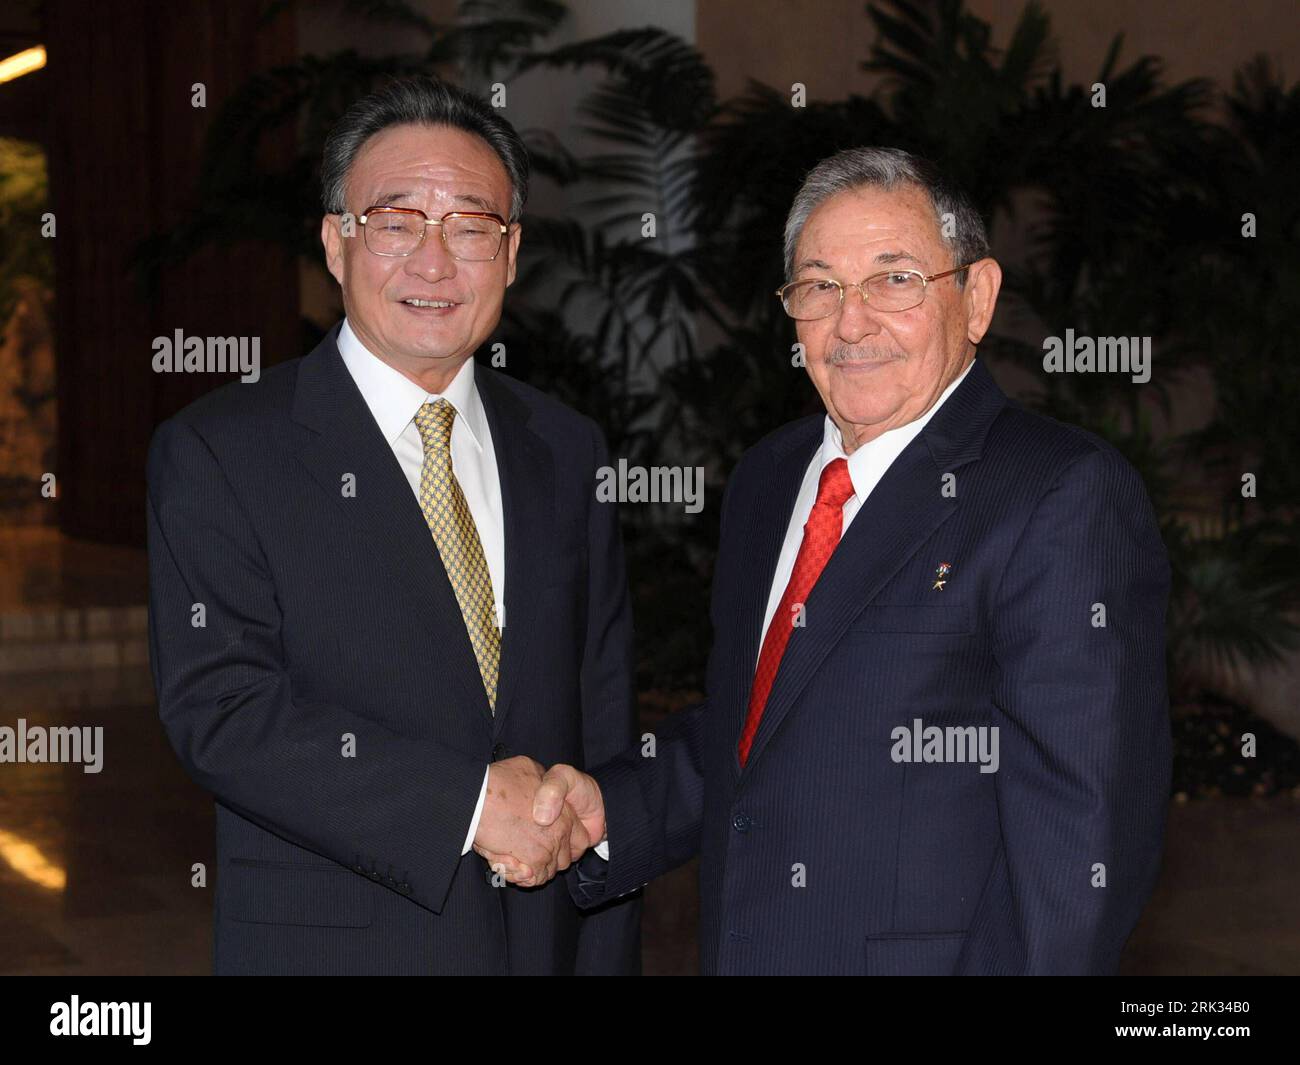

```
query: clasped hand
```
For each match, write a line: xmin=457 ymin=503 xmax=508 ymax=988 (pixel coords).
xmin=471 ymin=756 xmax=604 ymax=888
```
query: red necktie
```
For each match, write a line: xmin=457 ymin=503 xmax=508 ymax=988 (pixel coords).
xmin=738 ymin=457 xmax=855 ymax=766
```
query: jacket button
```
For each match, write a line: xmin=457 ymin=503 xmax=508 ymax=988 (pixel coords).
xmin=491 ymin=742 xmax=507 ymax=760
xmin=397 ymin=881 xmax=411 ymax=894
xmin=733 ymin=814 xmax=751 ymax=833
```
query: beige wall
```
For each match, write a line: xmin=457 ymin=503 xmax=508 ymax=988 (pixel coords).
xmin=698 ymin=0 xmax=1300 ymax=102
xmin=697 ymin=0 xmax=876 ymax=101
xmin=967 ymin=0 xmax=1299 ymax=89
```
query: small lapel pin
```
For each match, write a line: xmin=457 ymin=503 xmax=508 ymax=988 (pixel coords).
xmin=932 ymin=561 xmax=951 ymax=591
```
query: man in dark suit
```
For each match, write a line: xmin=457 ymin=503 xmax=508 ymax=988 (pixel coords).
xmin=488 ymin=146 xmax=1172 ymax=975
xmin=146 ymin=76 xmax=640 ymax=974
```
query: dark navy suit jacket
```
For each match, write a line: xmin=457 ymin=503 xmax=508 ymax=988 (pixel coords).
xmin=573 ymin=357 xmax=1171 ymax=975
xmin=147 ymin=323 xmax=640 ymax=974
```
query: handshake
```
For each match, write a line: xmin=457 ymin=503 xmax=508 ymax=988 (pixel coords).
xmin=471 ymin=756 xmax=605 ymax=888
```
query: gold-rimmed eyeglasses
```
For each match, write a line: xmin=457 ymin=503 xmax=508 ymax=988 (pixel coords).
xmin=776 ymin=264 xmax=975 ymax=320
xmin=356 ymin=206 xmax=510 ymax=261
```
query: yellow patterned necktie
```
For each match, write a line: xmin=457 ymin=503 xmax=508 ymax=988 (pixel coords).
xmin=413 ymin=398 xmax=500 ymax=712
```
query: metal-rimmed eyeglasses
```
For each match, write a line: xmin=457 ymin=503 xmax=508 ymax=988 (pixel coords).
xmin=356 ymin=206 xmax=510 ymax=261
xmin=776 ymin=264 xmax=974 ymax=319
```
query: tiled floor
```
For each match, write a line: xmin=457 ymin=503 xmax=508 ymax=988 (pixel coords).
xmin=1 ymin=527 xmax=1297 ymax=975
xmin=2 ymin=659 xmax=1296 ymax=975
xmin=0 ymin=668 xmax=214 ymax=975
xmin=1122 ymin=797 xmax=1300 ymax=975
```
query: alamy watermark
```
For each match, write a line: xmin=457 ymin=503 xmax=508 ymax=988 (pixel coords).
xmin=0 ymin=719 xmax=103 ymax=773
xmin=50 ymin=996 xmax=150 ymax=1045
xmin=595 ymin=459 xmax=704 ymax=514
xmin=1042 ymin=330 xmax=1151 ymax=383
xmin=890 ymin=717 xmax=999 ymax=774
xmin=152 ymin=329 xmax=260 ymax=382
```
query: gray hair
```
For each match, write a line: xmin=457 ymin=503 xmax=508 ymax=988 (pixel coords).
xmin=782 ymin=146 xmax=989 ymax=283
xmin=320 ymin=76 xmax=530 ymax=222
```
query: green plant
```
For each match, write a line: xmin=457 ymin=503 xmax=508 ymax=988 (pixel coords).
xmin=0 ymin=137 xmax=53 ymax=340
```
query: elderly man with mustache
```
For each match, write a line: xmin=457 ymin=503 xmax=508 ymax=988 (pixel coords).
xmin=483 ymin=146 xmax=1172 ymax=976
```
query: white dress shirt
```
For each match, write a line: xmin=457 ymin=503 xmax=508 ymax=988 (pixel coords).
xmin=337 ymin=318 xmax=501 ymax=856
xmin=757 ymin=358 xmax=974 ymax=661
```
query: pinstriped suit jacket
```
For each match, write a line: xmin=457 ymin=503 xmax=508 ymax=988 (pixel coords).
xmin=574 ymin=357 xmax=1171 ymax=975
xmin=148 ymin=324 xmax=641 ymax=974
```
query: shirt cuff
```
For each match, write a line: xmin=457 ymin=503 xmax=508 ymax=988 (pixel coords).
xmin=594 ymin=840 xmax=609 ymax=860
xmin=461 ymin=765 xmax=490 ymax=855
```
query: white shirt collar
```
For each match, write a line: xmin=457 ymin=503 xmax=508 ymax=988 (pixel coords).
xmin=336 ymin=317 xmax=487 ymax=452
xmin=822 ymin=357 xmax=975 ymax=500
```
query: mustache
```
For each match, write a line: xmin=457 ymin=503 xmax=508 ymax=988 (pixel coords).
xmin=826 ymin=345 xmax=905 ymax=365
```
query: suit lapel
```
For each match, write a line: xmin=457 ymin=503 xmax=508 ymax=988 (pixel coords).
xmin=474 ymin=368 xmax=552 ymax=737
xmin=291 ymin=325 xmax=491 ymax=724
xmin=740 ymin=358 xmax=1008 ymax=774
